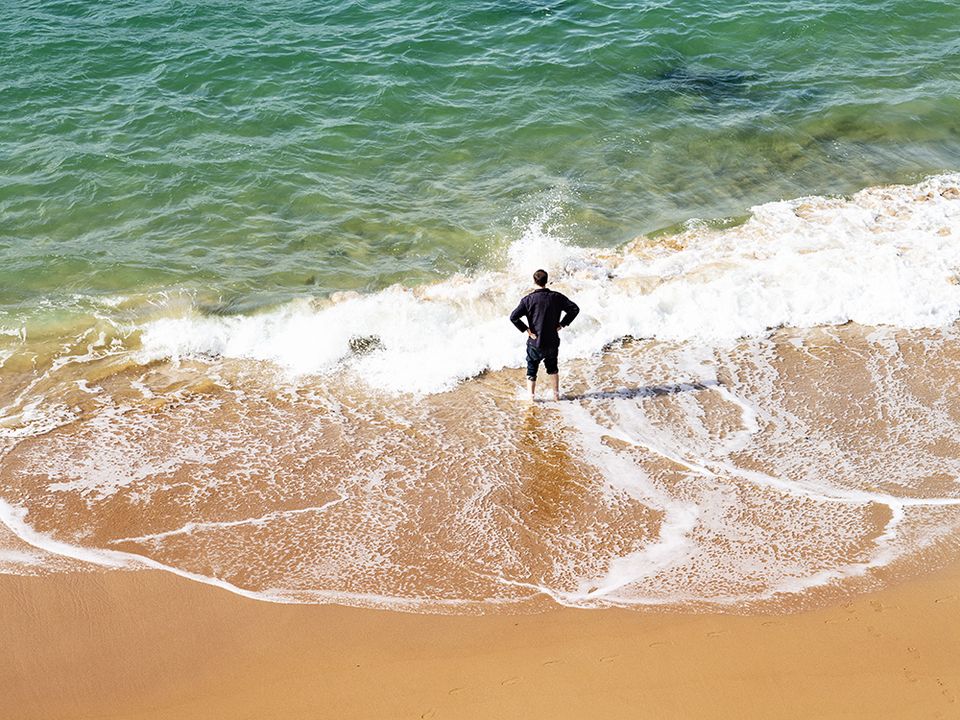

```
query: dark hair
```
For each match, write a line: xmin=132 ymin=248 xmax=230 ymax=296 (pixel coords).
xmin=533 ymin=269 xmax=548 ymax=287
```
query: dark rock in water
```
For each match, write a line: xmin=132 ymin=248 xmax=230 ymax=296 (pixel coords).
xmin=199 ymin=296 xmax=256 ymax=317
xmin=602 ymin=335 xmax=638 ymax=351
xmin=349 ymin=335 xmax=384 ymax=356
xmin=656 ymin=66 xmax=756 ymax=98
xmin=626 ymin=65 xmax=758 ymax=107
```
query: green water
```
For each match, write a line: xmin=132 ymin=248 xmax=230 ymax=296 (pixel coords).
xmin=2 ymin=0 xmax=959 ymax=315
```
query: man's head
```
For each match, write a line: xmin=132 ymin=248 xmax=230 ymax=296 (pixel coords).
xmin=533 ymin=269 xmax=548 ymax=287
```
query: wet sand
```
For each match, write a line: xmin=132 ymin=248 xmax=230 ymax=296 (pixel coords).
xmin=5 ymin=280 xmax=960 ymax=716
xmin=3 ymin=563 xmax=959 ymax=720
xmin=8 ymin=322 xmax=960 ymax=612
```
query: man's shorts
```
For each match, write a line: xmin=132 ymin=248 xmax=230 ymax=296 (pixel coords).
xmin=526 ymin=344 xmax=559 ymax=381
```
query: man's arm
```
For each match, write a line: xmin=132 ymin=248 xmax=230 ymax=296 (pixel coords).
xmin=559 ymin=296 xmax=579 ymax=328
xmin=509 ymin=299 xmax=529 ymax=333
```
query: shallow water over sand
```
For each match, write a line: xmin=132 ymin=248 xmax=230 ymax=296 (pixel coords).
xmin=4 ymin=166 xmax=960 ymax=612
xmin=4 ymin=318 xmax=960 ymax=614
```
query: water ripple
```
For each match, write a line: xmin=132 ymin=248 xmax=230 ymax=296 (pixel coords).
xmin=1 ymin=0 xmax=959 ymax=309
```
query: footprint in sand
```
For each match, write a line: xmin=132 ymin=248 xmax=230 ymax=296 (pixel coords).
xmin=936 ymin=678 xmax=956 ymax=703
xmin=934 ymin=594 xmax=958 ymax=604
xmin=648 ymin=641 xmax=670 ymax=648
xmin=420 ymin=709 xmax=436 ymax=719
xmin=542 ymin=659 xmax=562 ymax=667
xmin=600 ymin=655 xmax=619 ymax=663
xmin=706 ymin=630 xmax=727 ymax=639
xmin=761 ymin=621 xmax=782 ymax=628
xmin=501 ymin=677 xmax=521 ymax=687
xmin=448 ymin=687 xmax=465 ymax=696
xmin=903 ymin=669 xmax=919 ymax=684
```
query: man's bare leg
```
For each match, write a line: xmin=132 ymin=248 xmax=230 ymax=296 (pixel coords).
xmin=547 ymin=373 xmax=560 ymax=402
xmin=526 ymin=377 xmax=537 ymax=401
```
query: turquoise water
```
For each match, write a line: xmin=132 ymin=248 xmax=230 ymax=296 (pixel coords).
xmin=2 ymin=0 xmax=959 ymax=312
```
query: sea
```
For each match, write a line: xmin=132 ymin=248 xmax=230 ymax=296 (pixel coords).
xmin=2 ymin=0 xmax=960 ymax=613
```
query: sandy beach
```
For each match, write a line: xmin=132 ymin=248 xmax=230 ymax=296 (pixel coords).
xmin=5 ymin=317 xmax=960 ymax=718
xmin=3 ymin=561 xmax=959 ymax=720
xmin=5 ymin=0 xmax=960 ymax=717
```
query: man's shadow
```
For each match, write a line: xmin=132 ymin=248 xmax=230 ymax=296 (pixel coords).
xmin=563 ymin=380 xmax=720 ymax=402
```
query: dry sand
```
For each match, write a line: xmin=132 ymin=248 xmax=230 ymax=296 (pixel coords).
xmin=2 ymin=564 xmax=959 ymax=720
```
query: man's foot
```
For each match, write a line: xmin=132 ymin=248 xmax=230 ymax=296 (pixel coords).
xmin=546 ymin=374 xmax=560 ymax=402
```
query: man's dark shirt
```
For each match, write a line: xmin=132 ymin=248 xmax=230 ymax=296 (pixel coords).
xmin=509 ymin=287 xmax=579 ymax=350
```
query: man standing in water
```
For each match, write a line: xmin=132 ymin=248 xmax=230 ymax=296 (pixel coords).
xmin=509 ymin=269 xmax=580 ymax=402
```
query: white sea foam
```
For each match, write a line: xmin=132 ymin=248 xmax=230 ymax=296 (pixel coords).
xmin=0 ymin=498 xmax=300 ymax=602
xmin=0 ymin=548 xmax=42 ymax=567
xmin=0 ymin=498 xmax=528 ymax=609
xmin=135 ymin=175 xmax=960 ymax=394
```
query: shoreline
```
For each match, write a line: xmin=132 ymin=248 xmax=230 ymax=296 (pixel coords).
xmin=3 ymin=562 xmax=959 ymax=719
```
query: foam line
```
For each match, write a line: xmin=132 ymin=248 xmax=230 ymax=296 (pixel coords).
xmin=552 ymin=400 xmax=701 ymax=601
xmin=554 ymin=386 xmax=960 ymax=607
xmin=0 ymin=498 xmax=298 ymax=603
xmin=0 ymin=497 xmax=536 ymax=610
xmin=599 ymin=392 xmax=960 ymax=508
xmin=108 ymin=492 xmax=349 ymax=545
